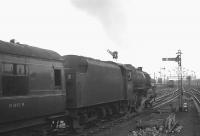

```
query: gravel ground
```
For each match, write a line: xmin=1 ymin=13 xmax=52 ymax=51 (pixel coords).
xmin=80 ymin=88 xmax=178 ymax=136
xmin=93 ymin=113 xmax=149 ymax=136
xmin=86 ymin=111 xmax=170 ymax=136
xmin=175 ymin=100 xmax=200 ymax=136
xmin=88 ymin=100 xmax=200 ymax=136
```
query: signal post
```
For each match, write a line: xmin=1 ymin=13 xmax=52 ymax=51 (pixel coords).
xmin=162 ymin=50 xmax=183 ymax=111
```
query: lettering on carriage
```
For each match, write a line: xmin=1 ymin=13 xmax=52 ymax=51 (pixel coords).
xmin=9 ymin=102 xmax=25 ymax=108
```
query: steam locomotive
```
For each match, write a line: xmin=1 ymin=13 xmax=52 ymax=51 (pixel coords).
xmin=0 ymin=40 xmax=154 ymax=132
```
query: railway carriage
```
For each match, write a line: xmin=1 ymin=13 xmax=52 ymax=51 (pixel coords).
xmin=0 ymin=40 xmax=66 ymax=132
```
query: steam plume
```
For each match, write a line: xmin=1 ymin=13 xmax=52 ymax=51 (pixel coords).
xmin=71 ymin=0 xmax=127 ymax=46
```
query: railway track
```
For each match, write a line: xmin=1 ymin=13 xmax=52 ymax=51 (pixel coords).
xmin=185 ymin=88 xmax=200 ymax=114
xmin=152 ymin=88 xmax=180 ymax=109
xmin=155 ymin=87 xmax=177 ymax=96
xmin=155 ymin=88 xmax=179 ymax=102
xmin=152 ymin=87 xmax=200 ymax=111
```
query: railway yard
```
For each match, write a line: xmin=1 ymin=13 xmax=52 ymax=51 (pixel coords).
xmin=2 ymin=0 xmax=200 ymax=136
xmin=0 ymin=40 xmax=200 ymax=136
xmin=3 ymin=86 xmax=200 ymax=136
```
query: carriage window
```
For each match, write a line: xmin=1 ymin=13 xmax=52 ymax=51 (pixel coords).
xmin=2 ymin=63 xmax=28 ymax=96
xmin=3 ymin=63 xmax=27 ymax=75
xmin=54 ymin=69 xmax=62 ymax=87
xmin=3 ymin=63 xmax=13 ymax=74
xmin=17 ymin=65 xmax=26 ymax=75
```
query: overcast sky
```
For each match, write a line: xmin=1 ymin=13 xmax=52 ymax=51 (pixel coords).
xmin=0 ymin=0 xmax=200 ymax=79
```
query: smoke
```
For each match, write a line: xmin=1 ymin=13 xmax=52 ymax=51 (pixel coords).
xmin=70 ymin=0 xmax=128 ymax=46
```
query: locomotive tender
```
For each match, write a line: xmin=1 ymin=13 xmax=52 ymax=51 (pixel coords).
xmin=0 ymin=40 xmax=153 ymax=132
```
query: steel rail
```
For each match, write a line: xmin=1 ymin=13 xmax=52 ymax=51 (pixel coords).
xmin=155 ymin=88 xmax=179 ymax=102
xmin=153 ymin=89 xmax=181 ymax=109
xmin=153 ymin=93 xmax=181 ymax=109
xmin=183 ymin=89 xmax=200 ymax=114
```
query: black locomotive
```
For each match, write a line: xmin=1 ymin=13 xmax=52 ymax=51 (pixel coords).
xmin=0 ymin=40 xmax=154 ymax=132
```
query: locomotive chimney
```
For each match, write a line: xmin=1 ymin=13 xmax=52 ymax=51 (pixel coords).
xmin=10 ymin=39 xmax=15 ymax=44
xmin=137 ymin=67 xmax=143 ymax=71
